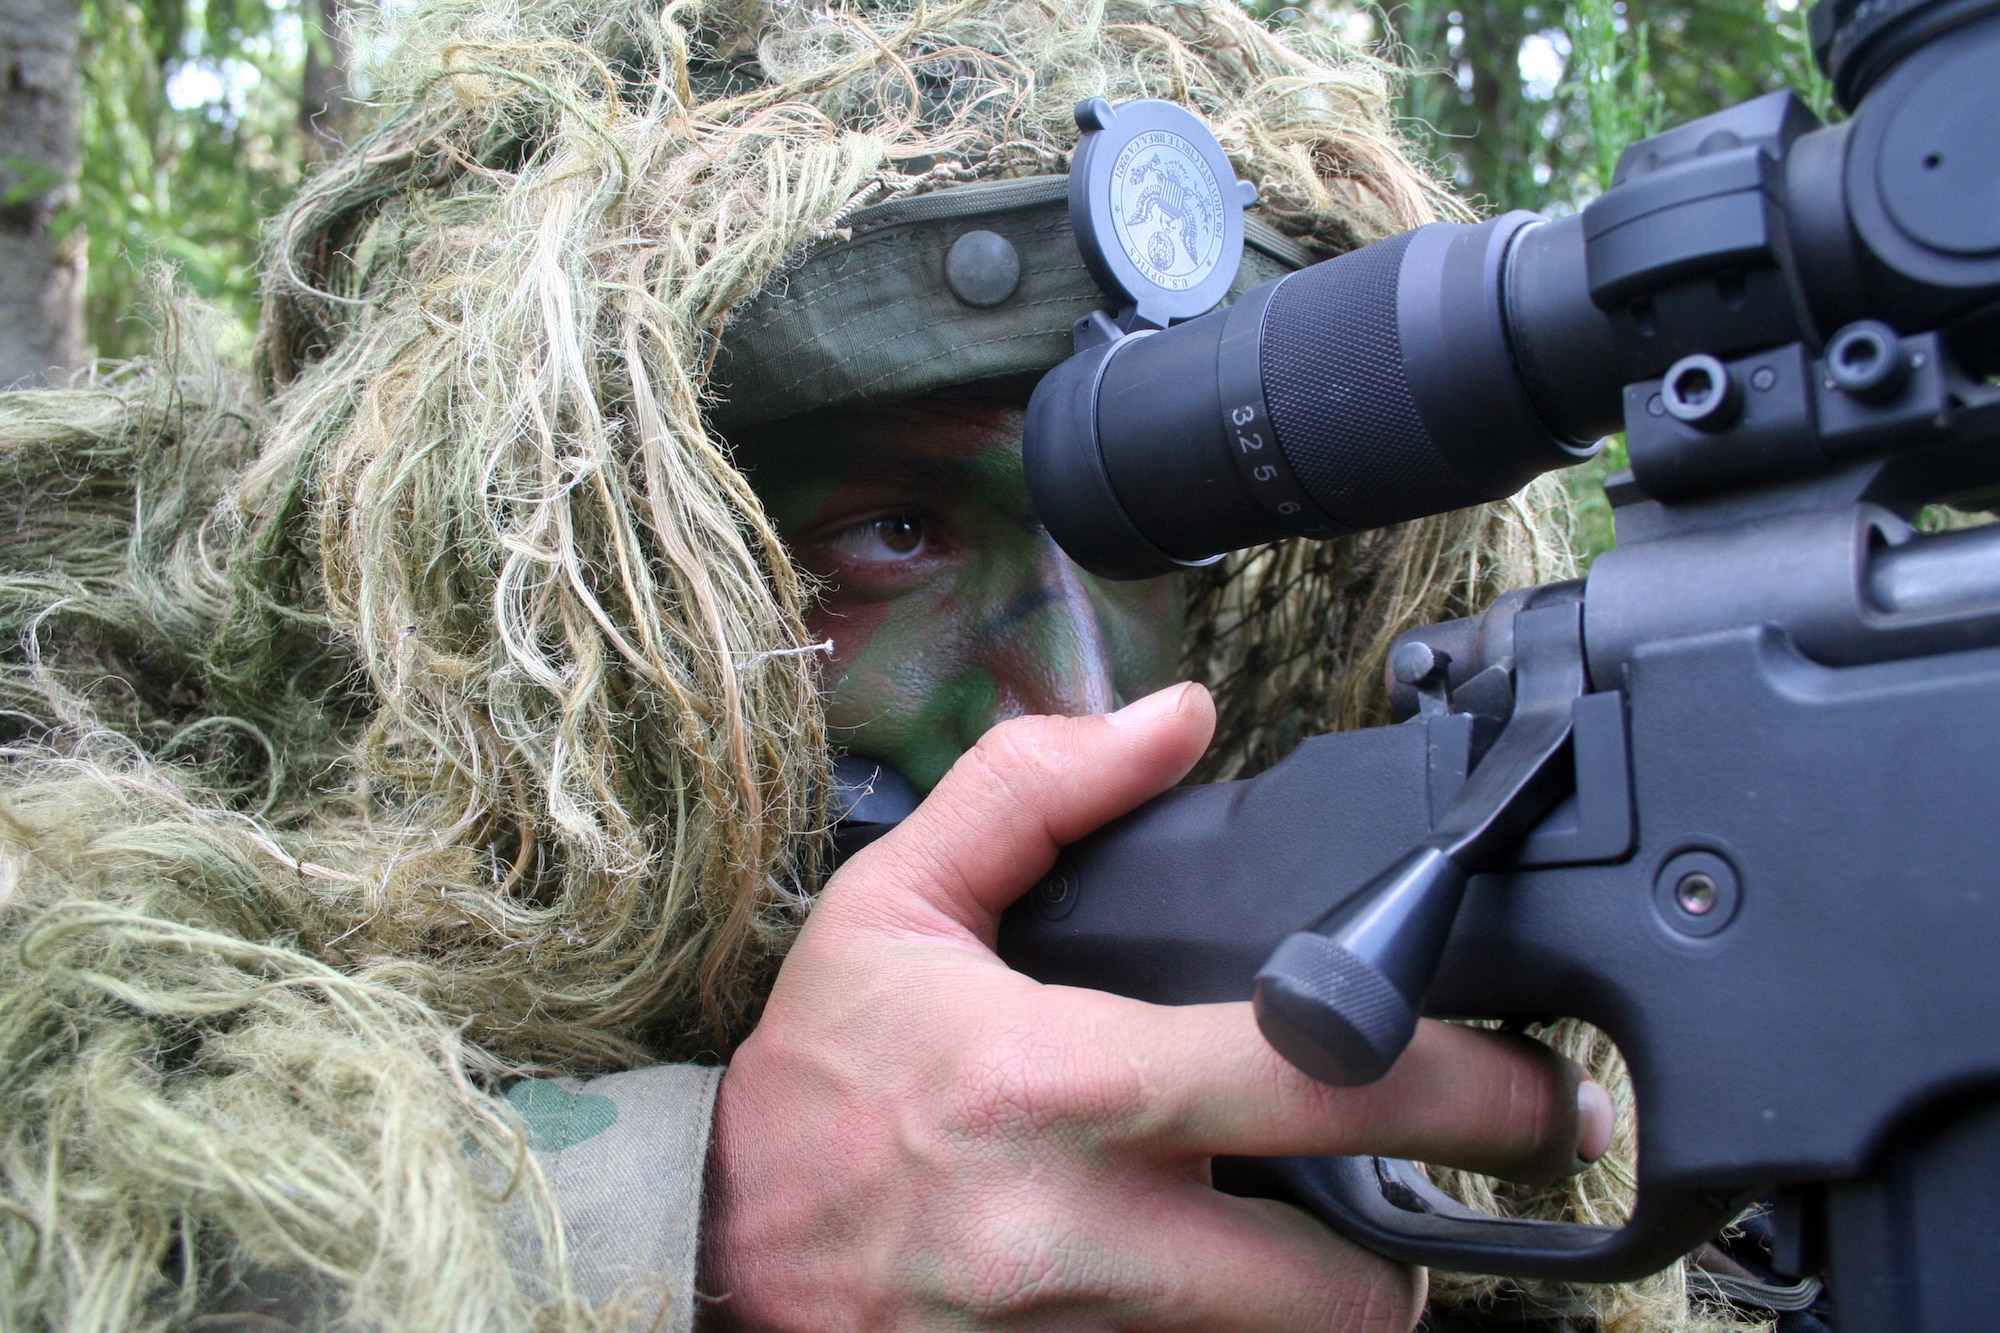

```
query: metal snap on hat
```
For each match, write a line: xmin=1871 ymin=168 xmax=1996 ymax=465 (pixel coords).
xmin=708 ymin=172 xmax=1316 ymax=434
xmin=944 ymin=230 xmax=1022 ymax=307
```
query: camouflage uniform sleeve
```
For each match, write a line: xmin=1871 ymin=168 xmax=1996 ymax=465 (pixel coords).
xmin=505 ymin=1064 xmax=725 ymax=1330
xmin=201 ymin=1065 xmax=725 ymax=1330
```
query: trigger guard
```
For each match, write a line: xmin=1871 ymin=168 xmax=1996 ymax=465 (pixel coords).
xmin=1250 ymin=1155 xmax=1750 ymax=1284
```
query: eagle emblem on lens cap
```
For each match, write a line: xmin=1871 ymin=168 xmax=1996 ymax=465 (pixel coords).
xmin=1070 ymin=97 xmax=1257 ymax=330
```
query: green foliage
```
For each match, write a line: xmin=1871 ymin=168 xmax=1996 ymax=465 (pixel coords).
xmin=1372 ymin=0 xmax=1832 ymax=216
xmin=1563 ymin=433 xmax=1627 ymax=563
xmin=1567 ymin=0 xmax=1665 ymax=192
xmin=1350 ymin=0 xmax=1836 ymax=560
xmin=76 ymin=0 xmax=307 ymax=361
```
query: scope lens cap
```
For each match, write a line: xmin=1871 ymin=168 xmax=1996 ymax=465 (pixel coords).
xmin=1069 ymin=97 xmax=1257 ymax=329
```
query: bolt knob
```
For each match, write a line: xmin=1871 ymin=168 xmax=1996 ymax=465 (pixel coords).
xmin=1392 ymin=640 xmax=1442 ymax=686
xmin=1254 ymin=933 xmax=1417 ymax=1086
xmin=1253 ymin=846 xmax=1470 ymax=1086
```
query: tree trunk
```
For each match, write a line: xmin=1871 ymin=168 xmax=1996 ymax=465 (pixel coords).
xmin=0 ymin=0 xmax=84 ymax=389
xmin=301 ymin=0 xmax=355 ymax=162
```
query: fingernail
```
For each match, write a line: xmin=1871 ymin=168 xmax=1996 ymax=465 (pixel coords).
xmin=1108 ymin=681 xmax=1191 ymax=727
xmin=1576 ymin=1079 xmax=1614 ymax=1165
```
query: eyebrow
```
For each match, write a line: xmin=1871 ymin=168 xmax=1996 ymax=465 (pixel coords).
xmin=832 ymin=453 xmax=990 ymax=491
xmin=744 ymin=439 xmax=1006 ymax=493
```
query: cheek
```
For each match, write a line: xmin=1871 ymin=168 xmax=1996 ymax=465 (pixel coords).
xmin=1094 ymin=576 xmax=1185 ymax=698
xmin=806 ymin=588 xmax=949 ymax=729
xmin=802 ymin=561 xmax=1184 ymax=789
xmin=808 ymin=573 xmax=1184 ymax=710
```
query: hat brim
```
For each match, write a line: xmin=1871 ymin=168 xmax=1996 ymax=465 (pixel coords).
xmin=708 ymin=175 xmax=1316 ymax=434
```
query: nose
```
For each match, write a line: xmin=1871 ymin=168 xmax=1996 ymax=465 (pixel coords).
xmin=830 ymin=542 xmax=1134 ymax=796
xmin=973 ymin=549 xmax=1118 ymax=724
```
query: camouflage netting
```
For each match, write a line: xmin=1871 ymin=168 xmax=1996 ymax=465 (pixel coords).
xmin=0 ymin=0 xmax=1758 ymax=1326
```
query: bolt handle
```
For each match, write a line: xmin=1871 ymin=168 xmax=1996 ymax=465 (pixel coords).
xmin=1253 ymin=846 xmax=1470 ymax=1086
xmin=1255 ymin=602 xmax=1587 ymax=1088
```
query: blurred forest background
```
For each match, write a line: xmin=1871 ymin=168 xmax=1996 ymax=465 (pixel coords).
xmin=2 ymin=0 xmax=1832 ymax=552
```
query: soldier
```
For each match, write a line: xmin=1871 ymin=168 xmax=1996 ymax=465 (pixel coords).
xmin=0 ymin=0 xmax=1698 ymax=1328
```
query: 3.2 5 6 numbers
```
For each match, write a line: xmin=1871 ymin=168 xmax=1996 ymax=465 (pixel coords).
xmin=1229 ymin=402 xmax=1303 ymax=518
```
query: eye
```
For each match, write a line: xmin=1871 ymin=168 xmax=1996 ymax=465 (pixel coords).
xmin=821 ymin=513 xmax=931 ymax=563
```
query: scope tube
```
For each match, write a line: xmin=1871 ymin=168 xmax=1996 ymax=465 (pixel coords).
xmin=1025 ymin=213 xmax=1601 ymax=580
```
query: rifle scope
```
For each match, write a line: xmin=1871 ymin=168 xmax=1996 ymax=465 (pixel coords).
xmin=1025 ymin=0 xmax=2000 ymax=581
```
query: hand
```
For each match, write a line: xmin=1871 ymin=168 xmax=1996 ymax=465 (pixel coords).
xmin=702 ymin=683 xmax=1612 ymax=1332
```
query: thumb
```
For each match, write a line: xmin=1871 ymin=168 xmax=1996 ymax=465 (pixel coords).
xmin=821 ymin=682 xmax=1216 ymax=945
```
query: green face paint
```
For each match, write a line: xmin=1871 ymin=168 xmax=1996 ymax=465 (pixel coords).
xmin=732 ymin=387 xmax=1184 ymax=792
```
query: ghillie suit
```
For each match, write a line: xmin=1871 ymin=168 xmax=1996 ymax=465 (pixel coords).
xmin=0 ymin=0 xmax=1761 ymax=1329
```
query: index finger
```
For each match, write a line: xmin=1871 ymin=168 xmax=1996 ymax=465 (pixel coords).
xmin=1064 ymin=994 xmax=1598 ymax=1184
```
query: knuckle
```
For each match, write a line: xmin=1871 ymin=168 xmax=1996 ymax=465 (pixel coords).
xmin=934 ymin=1213 xmax=1074 ymax=1317
xmin=938 ymin=1002 xmax=1155 ymax=1146
xmin=963 ymin=714 xmax=1061 ymax=789
xmin=1338 ymin=1261 xmax=1426 ymax=1332
xmin=940 ymin=1021 xmax=1086 ymax=1139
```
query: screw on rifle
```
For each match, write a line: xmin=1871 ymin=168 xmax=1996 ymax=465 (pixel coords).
xmin=1825 ymin=319 xmax=1911 ymax=403
xmin=1038 ymin=873 xmax=1072 ymax=907
xmin=1653 ymin=852 xmax=1739 ymax=938
xmin=1675 ymin=871 xmax=1719 ymax=916
xmin=1661 ymin=353 xmax=1742 ymax=431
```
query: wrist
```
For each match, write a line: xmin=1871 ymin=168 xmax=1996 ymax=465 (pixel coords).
xmin=698 ymin=1065 xmax=742 ymax=1329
